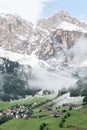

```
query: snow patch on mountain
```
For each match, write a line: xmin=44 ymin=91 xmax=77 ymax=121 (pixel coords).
xmin=0 ymin=48 xmax=39 ymax=67
xmin=15 ymin=34 xmax=27 ymax=41
xmin=36 ymin=26 xmax=50 ymax=35
xmin=58 ymin=22 xmax=87 ymax=32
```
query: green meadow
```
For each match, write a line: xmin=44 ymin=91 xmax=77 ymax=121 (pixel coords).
xmin=0 ymin=97 xmax=87 ymax=130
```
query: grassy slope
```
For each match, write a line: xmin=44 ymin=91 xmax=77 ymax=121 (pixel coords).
xmin=0 ymin=108 xmax=87 ymax=130
xmin=65 ymin=108 xmax=87 ymax=129
xmin=0 ymin=96 xmax=46 ymax=110
xmin=0 ymin=97 xmax=87 ymax=130
xmin=0 ymin=117 xmax=72 ymax=130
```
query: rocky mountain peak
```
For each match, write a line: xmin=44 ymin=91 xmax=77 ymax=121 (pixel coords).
xmin=0 ymin=11 xmax=87 ymax=65
xmin=37 ymin=10 xmax=87 ymax=31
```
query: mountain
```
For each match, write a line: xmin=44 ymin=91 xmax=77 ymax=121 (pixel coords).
xmin=37 ymin=10 xmax=87 ymax=30
xmin=0 ymin=10 xmax=87 ymax=100
xmin=0 ymin=10 xmax=87 ymax=63
xmin=37 ymin=11 xmax=87 ymax=63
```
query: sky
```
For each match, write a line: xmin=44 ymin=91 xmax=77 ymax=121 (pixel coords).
xmin=0 ymin=0 xmax=87 ymax=24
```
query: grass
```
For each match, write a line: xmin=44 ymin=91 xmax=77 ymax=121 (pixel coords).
xmin=0 ymin=96 xmax=47 ymax=110
xmin=64 ymin=108 xmax=87 ymax=129
xmin=0 ymin=96 xmax=87 ymax=130
xmin=0 ymin=117 xmax=71 ymax=130
xmin=0 ymin=108 xmax=87 ymax=130
xmin=0 ymin=101 xmax=12 ymax=110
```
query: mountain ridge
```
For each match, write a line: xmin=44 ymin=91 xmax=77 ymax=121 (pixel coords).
xmin=37 ymin=10 xmax=87 ymax=31
xmin=0 ymin=10 xmax=87 ymax=99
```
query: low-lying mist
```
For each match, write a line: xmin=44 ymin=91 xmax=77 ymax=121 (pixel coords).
xmin=1 ymin=37 xmax=87 ymax=92
xmin=18 ymin=59 xmax=76 ymax=91
xmin=69 ymin=38 xmax=87 ymax=65
xmin=26 ymin=37 xmax=87 ymax=91
xmin=28 ymin=65 xmax=76 ymax=90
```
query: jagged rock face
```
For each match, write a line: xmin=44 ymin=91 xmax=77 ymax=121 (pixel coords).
xmin=37 ymin=10 xmax=87 ymax=31
xmin=0 ymin=13 xmax=33 ymax=52
xmin=0 ymin=11 xmax=87 ymax=64
xmin=52 ymin=29 xmax=87 ymax=49
xmin=37 ymin=29 xmax=87 ymax=63
xmin=0 ymin=13 xmax=50 ymax=54
xmin=36 ymin=11 xmax=87 ymax=63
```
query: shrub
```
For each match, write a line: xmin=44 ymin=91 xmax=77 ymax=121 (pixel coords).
xmin=62 ymin=109 xmax=67 ymax=113
xmin=59 ymin=122 xmax=64 ymax=128
xmin=69 ymin=106 xmax=73 ymax=111
xmin=64 ymin=115 xmax=67 ymax=119
xmin=67 ymin=112 xmax=71 ymax=117
xmin=0 ymin=115 xmax=12 ymax=125
xmin=40 ymin=123 xmax=47 ymax=130
xmin=62 ymin=118 xmax=65 ymax=123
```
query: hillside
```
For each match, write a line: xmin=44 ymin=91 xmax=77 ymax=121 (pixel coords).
xmin=0 ymin=94 xmax=86 ymax=130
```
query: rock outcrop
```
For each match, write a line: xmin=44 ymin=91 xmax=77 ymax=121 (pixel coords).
xmin=0 ymin=11 xmax=87 ymax=64
xmin=37 ymin=10 xmax=87 ymax=31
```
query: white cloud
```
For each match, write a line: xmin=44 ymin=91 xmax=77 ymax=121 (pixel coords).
xmin=0 ymin=0 xmax=54 ymax=24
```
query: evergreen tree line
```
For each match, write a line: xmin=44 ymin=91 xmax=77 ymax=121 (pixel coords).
xmin=0 ymin=58 xmax=41 ymax=101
